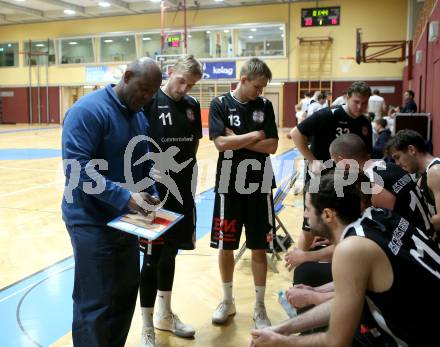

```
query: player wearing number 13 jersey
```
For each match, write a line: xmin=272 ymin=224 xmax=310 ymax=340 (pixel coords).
xmin=209 ymin=58 xmax=278 ymax=330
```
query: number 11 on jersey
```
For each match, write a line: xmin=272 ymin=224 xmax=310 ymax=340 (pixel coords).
xmin=159 ymin=112 xmax=173 ymax=126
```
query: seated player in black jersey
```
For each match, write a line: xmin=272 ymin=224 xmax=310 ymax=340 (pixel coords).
xmin=285 ymin=133 xmax=433 ymax=313
xmin=209 ymin=58 xmax=279 ymax=329
xmin=249 ymin=172 xmax=440 ymax=347
xmin=388 ymin=129 xmax=440 ymax=236
xmin=138 ymin=55 xmax=203 ymax=347
xmin=287 ymin=81 xmax=372 ymax=252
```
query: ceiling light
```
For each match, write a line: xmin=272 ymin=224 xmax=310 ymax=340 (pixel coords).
xmin=251 ymin=28 xmax=257 ymax=32
xmin=281 ymin=34 xmax=284 ymax=38
xmin=98 ymin=1 xmax=111 ymax=7
xmin=248 ymin=35 xmax=253 ymax=39
xmin=125 ymin=37 xmax=130 ymax=41
xmin=143 ymin=37 xmax=151 ymax=41
xmin=69 ymin=41 xmax=78 ymax=45
xmin=188 ymin=34 xmax=192 ymax=38
xmin=64 ymin=9 xmax=76 ymax=15
xmin=214 ymin=0 xmax=224 ymax=2
xmin=224 ymin=29 xmax=229 ymax=33
xmin=36 ymin=43 xmax=45 ymax=47
xmin=7 ymin=43 xmax=12 ymax=47
xmin=150 ymin=0 xmax=161 ymax=2
xmin=14 ymin=0 xmax=26 ymax=2
xmin=206 ymin=30 xmax=211 ymax=34
xmin=104 ymin=39 xmax=113 ymax=43
xmin=279 ymin=26 xmax=283 ymax=30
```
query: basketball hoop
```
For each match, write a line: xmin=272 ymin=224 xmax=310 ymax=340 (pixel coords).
xmin=338 ymin=56 xmax=355 ymax=73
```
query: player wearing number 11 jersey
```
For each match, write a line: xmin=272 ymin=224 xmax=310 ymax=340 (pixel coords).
xmin=139 ymin=55 xmax=203 ymax=347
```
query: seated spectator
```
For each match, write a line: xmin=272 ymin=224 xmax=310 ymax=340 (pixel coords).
xmin=389 ymin=90 xmax=418 ymax=115
xmin=306 ymin=92 xmax=327 ymax=117
xmin=401 ymin=90 xmax=417 ymax=113
xmin=372 ymin=118 xmax=391 ymax=159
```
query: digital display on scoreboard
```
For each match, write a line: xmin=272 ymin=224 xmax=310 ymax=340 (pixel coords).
xmin=301 ymin=7 xmax=340 ymax=27
xmin=166 ymin=33 xmax=181 ymax=48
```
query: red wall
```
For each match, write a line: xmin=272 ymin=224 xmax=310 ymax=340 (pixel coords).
xmin=282 ymin=82 xmax=298 ymax=127
xmin=411 ymin=1 xmax=440 ymax=155
xmin=0 ymin=87 xmax=60 ymax=124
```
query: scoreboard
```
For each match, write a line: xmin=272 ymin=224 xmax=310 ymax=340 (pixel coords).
xmin=301 ymin=7 xmax=340 ymax=27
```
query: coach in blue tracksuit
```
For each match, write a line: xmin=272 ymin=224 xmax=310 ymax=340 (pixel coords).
xmin=61 ymin=58 xmax=162 ymax=347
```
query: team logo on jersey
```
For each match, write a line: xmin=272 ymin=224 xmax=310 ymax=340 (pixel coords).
xmin=186 ymin=108 xmax=195 ymax=122
xmin=362 ymin=126 xmax=369 ymax=137
xmin=252 ymin=110 xmax=265 ymax=124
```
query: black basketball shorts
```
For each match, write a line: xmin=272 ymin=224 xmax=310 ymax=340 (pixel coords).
xmin=210 ymin=192 xmax=276 ymax=250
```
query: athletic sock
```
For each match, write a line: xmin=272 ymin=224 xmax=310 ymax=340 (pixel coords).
xmin=156 ymin=290 xmax=172 ymax=316
xmin=255 ymin=285 xmax=266 ymax=307
xmin=141 ymin=307 xmax=154 ymax=328
xmin=222 ymin=282 xmax=233 ymax=302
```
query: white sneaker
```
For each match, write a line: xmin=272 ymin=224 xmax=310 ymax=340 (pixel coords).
xmin=212 ymin=299 xmax=236 ymax=324
xmin=154 ymin=312 xmax=195 ymax=338
xmin=140 ymin=327 xmax=156 ymax=347
xmin=253 ymin=304 xmax=271 ymax=329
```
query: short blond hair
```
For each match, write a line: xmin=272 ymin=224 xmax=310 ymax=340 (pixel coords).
xmin=240 ymin=58 xmax=272 ymax=81
xmin=172 ymin=55 xmax=203 ymax=78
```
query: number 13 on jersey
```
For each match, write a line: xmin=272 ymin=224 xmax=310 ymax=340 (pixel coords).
xmin=228 ymin=115 xmax=241 ymax=127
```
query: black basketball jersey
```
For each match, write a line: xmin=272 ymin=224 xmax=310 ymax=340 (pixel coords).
xmin=209 ymin=92 xmax=278 ymax=194
xmin=144 ymin=88 xmax=202 ymax=210
xmin=343 ymin=207 xmax=440 ymax=346
xmin=419 ymin=157 xmax=440 ymax=217
xmin=365 ymin=160 xmax=434 ymax=235
xmin=297 ymin=105 xmax=372 ymax=161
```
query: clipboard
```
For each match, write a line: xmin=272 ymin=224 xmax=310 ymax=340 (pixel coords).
xmin=107 ymin=209 xmax=183 ymax=240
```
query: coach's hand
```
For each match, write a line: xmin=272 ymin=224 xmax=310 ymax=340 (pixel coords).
xmin=127 ymin=192 xmax=160 ymax=216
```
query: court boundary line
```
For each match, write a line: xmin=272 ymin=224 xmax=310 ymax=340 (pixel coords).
xmin=0 ymin=126 xmax=60 ymax=135
xmin=0 ymin=256 xmax=73 ymax=294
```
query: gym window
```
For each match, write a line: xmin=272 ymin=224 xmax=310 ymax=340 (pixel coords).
xmin=0 ymin=42 xmax=18 ymax=67
xmin=236 ymin=25 xmax=285 ymax=57
xmin=100 ymin=35 xmax=136 ymax=63
xmin=60 ymin=38 xmax=95 ymax=64
xmin=23 ymin=40 xmax=56 ymax=66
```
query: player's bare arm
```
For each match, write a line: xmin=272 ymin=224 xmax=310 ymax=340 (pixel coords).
xmin=321 ymin=237 xmax=372 ymax=347
xmin=370 ymin=184 xmax=396 ymax=210
xmin=245 ymin=138 xmax=278 ymax=154
xmin=213 ymin=129 xmax=265 ymax=152
xmin=291 ymin=127 xmax=316 ymax=163
xmin=428 ymin=165 xmax=440 ymax=231
xmin=284 ymin=245 xmax=335 ymax=271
